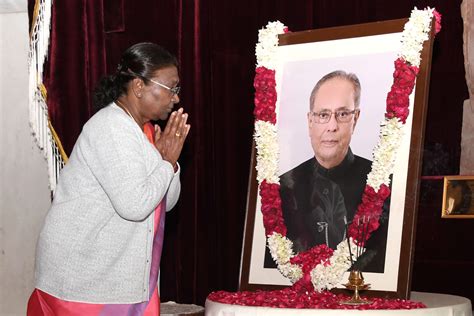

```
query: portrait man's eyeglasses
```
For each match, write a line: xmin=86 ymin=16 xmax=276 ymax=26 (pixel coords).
xmin=309 ymin=109 xmax=359 ymax=124
xmin=148 ymin=78 xmax=181 ymax=96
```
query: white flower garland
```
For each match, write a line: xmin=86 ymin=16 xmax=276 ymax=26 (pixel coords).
xmin=310 ymin=239 xmax=359 ymax=292
xmin=399 ymin=8 xmax=435 ymax=67
xmin=254 ymin=121 xmax=280 ymax=184
xmin=255 ymin=21 xmax=299 ymax=281
xmin=256 ymin=21 xmax=286 ymax=69
xmin=366 ymin=118 xmax=405 ymax=189
xmin=255 ymin=7 xmax=435 ymax=292
xmin=267 ymin=233 xmax=302 ymax=282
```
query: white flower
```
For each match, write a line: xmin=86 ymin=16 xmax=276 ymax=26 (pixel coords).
xmin=256 ymin=21 xmax=286 ymax=69
xmin=268 ymin=232 xmax=294 ymax=264
xmin=267 ymin=233 xmax=303 ymax=282
xmin=279 ymin=262 xmax=303 ymax=283
xmin=310 ymin=238 xmax=359 ymax=291
xmin=399 ymin=8 xmax=434 ymax=67
xmin=366 ymin=118 xmax=404 ymax=190
xmin=254 ymin=120 xmax=279 ymax=184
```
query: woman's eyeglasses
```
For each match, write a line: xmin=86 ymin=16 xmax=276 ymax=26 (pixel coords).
xmin=124 ymin=69 xmax=181 ymax=96
xmin=148 ymin=78 xmax=181 ymax=96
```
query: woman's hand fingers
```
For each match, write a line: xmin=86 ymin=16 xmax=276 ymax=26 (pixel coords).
xmin=183 ymin=124 xmax=191 ymax=138
xmin=175 ymin=113 xmax=188 ymax=138
xmin=163 ymin=108 xmax=183 ymax=137
xmin=154 ymin=124 xmax=161 ymax=141
xmin=154 ymin=109 xmax=191 ymax=168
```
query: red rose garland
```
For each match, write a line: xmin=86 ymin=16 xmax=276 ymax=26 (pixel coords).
xmin=385 ymin=58 xmax=420 ymax=124
xmin=254 ymin=68 xmax=277 ymax=124
xmin=259 ymin=181 xmax=286 ymax=236
xmin=347 ymin=184 xmax=391 ymax=241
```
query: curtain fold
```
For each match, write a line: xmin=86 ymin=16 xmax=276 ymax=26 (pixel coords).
xmin=43 ymin=0 xmax=106 ymax=155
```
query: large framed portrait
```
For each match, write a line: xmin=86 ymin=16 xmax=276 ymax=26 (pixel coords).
xmin=240 ymin=18 xmax=435 ymax=299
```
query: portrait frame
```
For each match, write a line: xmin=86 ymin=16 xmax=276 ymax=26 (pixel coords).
xmin=240 ymin=18 xmax=435 ymax=299
xmin=441 ymin=175 xmax=474 ymax=218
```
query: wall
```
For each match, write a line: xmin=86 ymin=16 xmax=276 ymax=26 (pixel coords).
xmin=0 ymin=5 xmax=51 ymax=316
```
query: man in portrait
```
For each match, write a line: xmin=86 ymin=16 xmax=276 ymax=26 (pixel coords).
xmin=264 ymin=70 xmax=389 ymax=272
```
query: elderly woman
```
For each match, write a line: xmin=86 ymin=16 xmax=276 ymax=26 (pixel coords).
xmin=27 ymin=42 xmax=190 ymax=315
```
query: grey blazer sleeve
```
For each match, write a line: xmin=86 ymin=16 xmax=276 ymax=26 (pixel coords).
xmin=166 ymin=162 xmax=180 ymax=212
xmin=80 ymin=111 xmax=180 ymax=221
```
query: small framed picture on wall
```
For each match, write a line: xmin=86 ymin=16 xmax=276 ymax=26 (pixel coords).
xmin=442 ymin=175 xmax=474 ymax=218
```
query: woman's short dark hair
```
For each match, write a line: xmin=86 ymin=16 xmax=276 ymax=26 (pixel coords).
xmin=93 ymin=42 xmax=178 ymax=110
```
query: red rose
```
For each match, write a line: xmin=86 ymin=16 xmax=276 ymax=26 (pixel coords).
xmin=393 ymin=58 xmax=418 ymax=92
xmin=386 ymin=90 xmax=409 ymax=109
xmin=291 ymin=244 xmax=333 ymax=278
xmin=386 ymin=90 xmax=410 ymax=123
xmin=384 ymin=59 xmax=420 ymax=123
xmin=259 ymin=181 xmax=286 ymax=236
xmin=254 ymin=67 xmax=277 ymax=123
xmin=378 ymin=184 xmax=391 ymax=199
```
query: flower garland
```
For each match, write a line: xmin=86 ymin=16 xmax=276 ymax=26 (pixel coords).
xmin=253 ymin=8 xmax=441 ymax=292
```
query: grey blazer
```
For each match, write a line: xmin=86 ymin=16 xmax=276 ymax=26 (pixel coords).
xmin=35 ymin=103 xmax=180 ymax=303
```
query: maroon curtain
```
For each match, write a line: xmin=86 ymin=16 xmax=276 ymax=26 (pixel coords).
xmin=33 ymin=0 xmax=472 ymax=306
xmin=42 ymin=0 xmax=106 ymax=154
